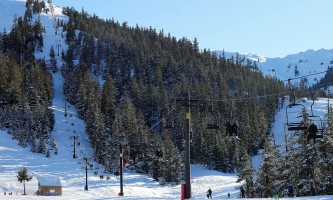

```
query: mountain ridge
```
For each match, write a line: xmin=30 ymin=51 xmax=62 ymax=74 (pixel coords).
xmin=215 ymin=48 xmax=333 ymax=86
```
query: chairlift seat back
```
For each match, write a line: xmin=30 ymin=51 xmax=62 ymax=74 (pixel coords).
xmin=207 ymin=124 xmax=219 ymax=129
xmin=288 ymin=126 xmax=308 ymax=131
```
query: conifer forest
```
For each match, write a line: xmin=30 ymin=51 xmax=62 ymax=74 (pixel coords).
xmin=0 ymin=1 xmax=333 ymax=198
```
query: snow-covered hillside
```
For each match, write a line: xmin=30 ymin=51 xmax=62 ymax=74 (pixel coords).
xmin=258 ymin=49 xmax=333 ymax=85
xmin=1 ymin=0 xmax=333 ymax=199
xmin=216 ymin=48 xmax=333 ymax=86
xmin=215 ymin=50 xmax=268 ymax=63
xmin=0 ymin=0 xmax=68 ymax=63
xmin=0 ymin=1 xmax=244 ymax=199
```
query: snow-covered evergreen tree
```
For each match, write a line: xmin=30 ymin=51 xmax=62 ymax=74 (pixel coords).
xmin=256 ymin=137 xmax=280 ymax=197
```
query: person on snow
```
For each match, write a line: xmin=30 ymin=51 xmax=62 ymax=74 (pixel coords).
xmin=287 ymin=184 xmax=294 ymax=197
xmin=206 ymin=188 xmax=212 ymax=199
xmin=305 ymin=123 xmax=317 ymax=143
xmin=240 ymin=186 xmax=245 ymax=198
xmin=273 ymin=188 xmax=279 ymax=200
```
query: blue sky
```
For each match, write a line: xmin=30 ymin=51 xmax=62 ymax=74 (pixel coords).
xmin=52 ymin=0 xmax=333 ymax=58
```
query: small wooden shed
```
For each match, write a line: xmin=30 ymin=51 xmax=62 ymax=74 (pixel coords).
xmin=35 ymin=175 xmax=62 ymax=196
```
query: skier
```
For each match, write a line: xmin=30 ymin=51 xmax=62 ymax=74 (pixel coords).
xmin=227 ymin=192 xmax=230 ymax=198
xmin=206 ymin=188 xmax=212 ymax=199
xmin=287 ymin=184 xmax=294 ymax=197
xmin=305 ymin=123 xmax=317 ymax=143
xmin=240 ymin=186 xmax=245 ymax=198
xmin=273 ymin=188 xmax=279 ymax=200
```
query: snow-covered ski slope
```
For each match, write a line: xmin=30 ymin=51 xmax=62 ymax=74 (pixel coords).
xmin=0 ymin=99 xmax=332 ymax=200
xmin=0 ymin=0 xmax=333 ymax=199
xmin=0 ymin=71 xmax=241 ymax=199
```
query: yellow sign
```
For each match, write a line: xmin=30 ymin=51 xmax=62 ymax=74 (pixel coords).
xmin=120 ymin=153 xmax=123 ymax=158
xmin=186 ymin=113 xmax=190 ymax=119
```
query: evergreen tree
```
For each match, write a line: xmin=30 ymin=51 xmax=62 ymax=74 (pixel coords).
xmin=17 ymin=167 xmax=32 ymax=195
xmin=237 ymin=148 xmax=255 ymax=197
xmin=256 ymin=137 xmax=280 ymax=197
xmin=101 ymin=74 xmax=118 ymax=131
xmin=49 ymin=45 xmax=57 ymax=72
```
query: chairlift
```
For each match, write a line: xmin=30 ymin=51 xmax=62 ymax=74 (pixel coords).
xmin=163 ymin=116 xmax=174 ymax=129
xmin=29 ymin=101 xmax=37 ymax=107
xmin=225 ymin=121 xmax=239 ymax=136
xmin=286 ymin=103 xmax=307 ymax=131
xmin=155 ymin=148 xmax=163 ymax=159
xmin=206 ymin=104 xmax=220 ymax=130
xmin=163 ymin=107 xmax=175 ymax=129
xmin=306 ymin=95 xmax=324 ymax=139
xmin=307 ymin=115 xmax=324 ymax=139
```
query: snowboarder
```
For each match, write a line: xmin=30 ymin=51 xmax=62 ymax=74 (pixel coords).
xmin=206 ymin=188 xmax=212 ymax=199
xmin=305 ymin=123 xmax=317 ymax=143
xmin=227 ymin=192 xmax=230 ymax=198
xmin=240 ymin=186 xmax=245 ymax=198
xmin=287 ymin=184 xmax=294 ymax=197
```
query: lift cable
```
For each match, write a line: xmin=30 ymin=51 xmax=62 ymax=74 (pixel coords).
xmin=283 ymin=70 xmax=329 ymax=82
xmin=145 ymin=71 xmax=333 ymax=134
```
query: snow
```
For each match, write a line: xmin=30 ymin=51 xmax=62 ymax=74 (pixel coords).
xmin=252 ymin=97 xmax=332 ymax=181
xmin=215 ymin=48 xmax=333 ymax=86
xmin=0 ymin=3 xmax=242 ymax=199
xmin=257 ymin=48 xmax=333 ymax=85
xmin=0 ymin=0 xmax=333 ymax=199
xmin=0 ymin=121 xmax=243 ymax=199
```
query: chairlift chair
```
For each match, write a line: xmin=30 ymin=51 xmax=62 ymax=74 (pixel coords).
xmin=286 ymin=103 xmax=307 ymax=131
xmin=308 ymin=94 xmax=325 ymax=139
xmin=307 ymin=115 xmax=324 ymax=139
xmin=163 ymin=118 xmax=174 ymax=129
xmin=206 ymin=104 xmax=220 ymax=130
xmin=163 ymin=107 xmax=175 ymax=129
xmin=225 ymin=121 xmax=239 ymax=136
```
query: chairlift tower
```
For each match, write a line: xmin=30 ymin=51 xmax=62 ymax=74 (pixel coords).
xmin=84 ymin=157 xmax=89 ymax=190
xmin=174 ymin=94 xmax=239 ymax=199
xmin=184 ymin=95 xmax=191 ymax=199
xmin=118 ymin=144 xmax=124 ymax=196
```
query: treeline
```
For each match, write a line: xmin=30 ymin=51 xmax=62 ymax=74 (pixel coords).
xmin=0 ymin=0 xmax=55 ymax=154
xmin=59 ymin=7 xmax=286 ymax=184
